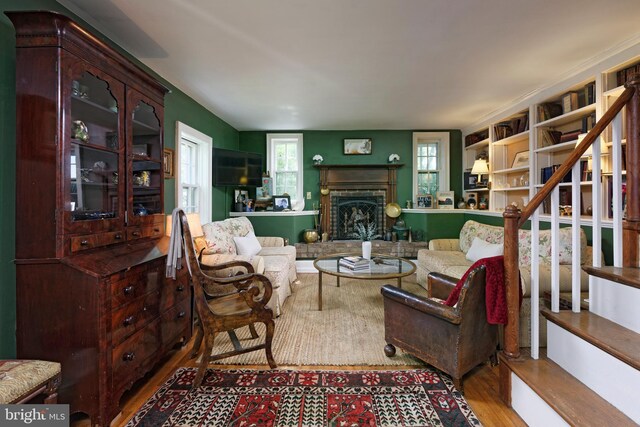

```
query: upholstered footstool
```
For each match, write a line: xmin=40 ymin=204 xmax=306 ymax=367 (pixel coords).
xmin=259 ymin=245 xmax=298 ymax=284
xmin=0 ymin=360 xmax=61 ymax=404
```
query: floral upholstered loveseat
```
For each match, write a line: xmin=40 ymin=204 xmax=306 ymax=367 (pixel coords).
xmin=193 ymin=216 xmax=297 ymax=317
xmin=416 ymin=220 xmax=595 ymax=346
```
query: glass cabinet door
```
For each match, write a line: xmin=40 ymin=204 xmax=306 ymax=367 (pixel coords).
xmin=67 ymin=67 xmax=125 ymax=228
xmin=127 ymin=90 xmax=164 ymax=225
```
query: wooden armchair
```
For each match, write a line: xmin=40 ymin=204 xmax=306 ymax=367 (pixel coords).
xmin=381 ymin=265 xmax=498 ymax=391
xmin=177 ymin=210 xmax=277 ymax=389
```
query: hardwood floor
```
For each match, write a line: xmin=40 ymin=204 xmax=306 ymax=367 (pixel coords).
xmin=76 ymin=337 xmax=525 ymax=426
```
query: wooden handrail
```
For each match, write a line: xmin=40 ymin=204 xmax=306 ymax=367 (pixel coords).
xmin=518 ymin=86 xmax=635 ymax=228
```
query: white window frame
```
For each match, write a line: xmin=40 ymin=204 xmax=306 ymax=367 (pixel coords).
xmin=412 ymin=132 xmax=450 ymax=199
xmin=175 ymin=122 xmax=212 ymax=223
xmin=266 ymin=133 xmax=304 ymax=210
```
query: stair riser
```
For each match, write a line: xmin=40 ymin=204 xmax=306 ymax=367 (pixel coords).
xmin=590 ymin=276 xmax=640 ymax=333
xmin=511 ymin=373 xmax=570 ymax=427
xmin=547 ymin=321 xmax=640 ymax=423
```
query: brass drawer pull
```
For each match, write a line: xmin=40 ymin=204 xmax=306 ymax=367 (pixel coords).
xmin=153 ymin=228 xmax=160 ymax=232
xmin=123 ymin=315 xmax=135 ymax=326
xmin=132 ymin=231 xmax=141 ymax=237
xmin=177 ymin=285 xmax=184 ymax=292
xmin=114 ymin=234 xmax=122 ymax=240
xmin=80 ymin=240 xmax=89 ymax=246
xmin=177 ymin=311 xmax=186 ymax=319
xmin=122 ymin=352 xmax=135 ymax=362
xmin=123 ymin=285 xmax=134 ymax=295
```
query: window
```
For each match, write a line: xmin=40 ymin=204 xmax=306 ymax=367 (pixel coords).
xmin=175 ymin=122 xmax=212 ymax=223
xmin=267 ymin=133 xmax=304 ymax=210
xmin=413 ymin=132 xmax=450 ymax=198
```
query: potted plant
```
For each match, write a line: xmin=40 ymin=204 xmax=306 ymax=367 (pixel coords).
xmin=351 ymin=222 xmax=381 ymax=259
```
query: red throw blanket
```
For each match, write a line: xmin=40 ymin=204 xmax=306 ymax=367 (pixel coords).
xmin=444 ymin=255 xmax=521 ymax=325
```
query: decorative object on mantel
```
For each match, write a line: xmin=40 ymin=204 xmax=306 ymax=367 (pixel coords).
xmin=388 ymin=153 xmax=400 ymax=163
xmin=320 ymin=187 xmax=330 ymax=195
xmin=312 ymin=154 xmax=323 ymax=165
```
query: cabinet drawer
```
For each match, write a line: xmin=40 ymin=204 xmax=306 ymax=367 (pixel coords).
xmin=161 ymin=273 xmax=189 ymax=311
xmin=70 ymin=231 xmax=125 ymax=253
xmin=126 ymin=227 xmax=143 ymax=241
xmin=160 ymin=299 xmax=191 ymax=349
xmin=110 ymin=268 xmax=162 ymax=309
xmin=111 ymin=291 xmax=161 ymax=345
xmin=142 ymin=224 xmax=164 ymax=239
xmin=112 ymin=318 xmax=161 ymax=390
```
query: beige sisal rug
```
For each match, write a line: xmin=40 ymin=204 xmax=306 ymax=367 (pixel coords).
xmin=206 ymin=273 xmax=427 ymax=366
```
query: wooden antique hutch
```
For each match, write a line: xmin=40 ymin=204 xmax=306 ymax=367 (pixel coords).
xmin=8 ymin=11 xmax=191 ymax=425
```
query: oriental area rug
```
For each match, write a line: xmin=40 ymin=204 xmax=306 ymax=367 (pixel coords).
xmin=205 ymin=273 xmax=427 ymax=366
xmin=126 ymin=367 xmax=482 ymax=427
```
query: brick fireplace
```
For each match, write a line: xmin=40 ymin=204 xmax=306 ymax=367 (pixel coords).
xmin=315 ymin=163 xmax=402 ymax=240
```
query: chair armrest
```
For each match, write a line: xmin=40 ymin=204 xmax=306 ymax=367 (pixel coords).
xmin=198 ymin=251 xmax=255 ymax=274
xmin=428 ymin=272 xmax=458 ymax=300
xmin=256 ymin=236 xmax=284 ymax=247
xmin=381 ymin=284 xmax=461 ymax=324
xmin=428 ymin=239 xmax=460 ymax=251
xmin=201 ymin=272 xmax=273 ymax=309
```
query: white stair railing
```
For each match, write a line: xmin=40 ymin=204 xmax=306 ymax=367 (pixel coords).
xmin=528 ymin=110 xmax=626 ymax=357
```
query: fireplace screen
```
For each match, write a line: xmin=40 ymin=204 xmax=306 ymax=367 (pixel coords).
xmin=331 ymin=194 xmax=385 ymax=240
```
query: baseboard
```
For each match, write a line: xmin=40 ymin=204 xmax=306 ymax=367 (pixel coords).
xmin=296 ymin=260 xmax=317 ymax=273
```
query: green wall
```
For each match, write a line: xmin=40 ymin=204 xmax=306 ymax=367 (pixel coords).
xmin=0 ymin=0 xmax=239 ymax=357
xmin=239 ymin=130 xmax=463 ymax=208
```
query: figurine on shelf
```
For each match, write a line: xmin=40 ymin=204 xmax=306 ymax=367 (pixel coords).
xmin=478 ymin=197 xmax=488 ymax=210
xmin=71 ymin=120 xmax=89 ymax=142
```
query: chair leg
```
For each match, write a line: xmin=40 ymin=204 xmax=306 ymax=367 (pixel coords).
xmin=190 ymin=323 xmax=203 ymax=359
xmin=248 ymin=323 xmax=259 ymax=339
xmin=263 ymin=319 xmax=277 ymax=369
xmin=193 ymin=331 xmax=215 ymax=389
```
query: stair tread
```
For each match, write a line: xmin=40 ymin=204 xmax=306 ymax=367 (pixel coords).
xmin=501 ymin=354 xmax=636 ymax=426
xmin=583 ymin=265 xmax=640 ymax=290
xmin=541 ymin=308 xmax=640 ymax=371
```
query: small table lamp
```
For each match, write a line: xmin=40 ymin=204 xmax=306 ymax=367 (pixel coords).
xmin=471 ymin=159 xmax=489 ymax=187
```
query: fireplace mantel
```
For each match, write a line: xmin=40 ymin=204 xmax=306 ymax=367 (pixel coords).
xmin=315 ymin=163 xmax=403 ymax=238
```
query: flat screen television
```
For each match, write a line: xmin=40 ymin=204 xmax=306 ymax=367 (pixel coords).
xmin=212 ymin=148 xmax=263 ymax=187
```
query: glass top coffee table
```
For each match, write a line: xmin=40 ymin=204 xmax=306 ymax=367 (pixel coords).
xmin=313 ymin=253 xmax=416 ymax=310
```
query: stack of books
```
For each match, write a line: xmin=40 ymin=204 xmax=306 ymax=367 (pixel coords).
xmin=339 ymin=256 xmax=371 ymax=272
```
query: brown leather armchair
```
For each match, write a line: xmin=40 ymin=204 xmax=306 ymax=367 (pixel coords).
xmin=381 ymin=265 xmax=498 ymax=392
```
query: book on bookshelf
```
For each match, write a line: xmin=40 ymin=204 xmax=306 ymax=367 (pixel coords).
xmin=537 ymin=102 xmax=563 ymax=122
xmin=562 ymin=92 xmax=579 ymax=114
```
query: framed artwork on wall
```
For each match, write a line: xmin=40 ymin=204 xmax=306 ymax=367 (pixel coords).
xmin=343 ymin=138 xmax=372 ymax=155
xmin=415 ymin=194 xmax=433 ymax=209
xmin=437 ymin=191 xmax=455 ymax=209
xmin=163 ymin=148 xmax=174 ymax=178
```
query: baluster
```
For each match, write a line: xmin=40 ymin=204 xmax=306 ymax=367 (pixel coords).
xmin=612 ymin=112 xmax=623 ymax=267
xmin=571 ymin=161 xmax=582 ymax=313
xmin=551 ymin=186 xmax=560 ymax=313
xmin=530 ymin=208 xmax=540 ymax=359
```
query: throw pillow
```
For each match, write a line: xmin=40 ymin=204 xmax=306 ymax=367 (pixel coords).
xmin=233 ymin=232 xmax=262 ymax=257
xmin=465 ymin=237 xmax=503 ymax=262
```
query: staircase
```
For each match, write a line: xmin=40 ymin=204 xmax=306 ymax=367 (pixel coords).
xmin=499 ymin=79 xmax=640 ymax=425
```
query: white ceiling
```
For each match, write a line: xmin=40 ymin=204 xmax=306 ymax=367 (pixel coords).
xmin=59 ymin=0 xmax=640 ymax=131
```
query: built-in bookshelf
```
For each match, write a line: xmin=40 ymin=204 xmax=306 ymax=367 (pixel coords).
xmin=462 ymin=45 xmax=640 ymax=220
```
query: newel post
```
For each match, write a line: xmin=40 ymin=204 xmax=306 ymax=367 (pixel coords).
xmin=624 ymin=77 xmax=640 ymax=267
xmin=502 ymin=205 xmax=521 ymax=359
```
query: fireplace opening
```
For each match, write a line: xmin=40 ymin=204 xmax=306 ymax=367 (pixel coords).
xmin=331 ymin=192 xmax=385 ymax=239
